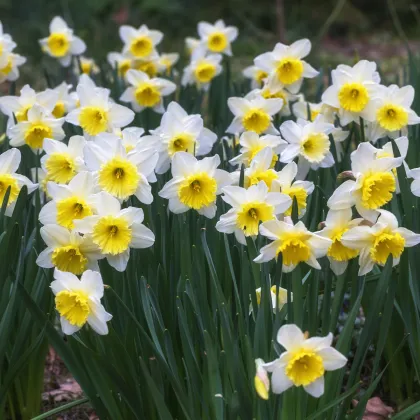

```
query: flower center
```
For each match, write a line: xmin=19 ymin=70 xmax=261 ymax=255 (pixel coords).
xmin=301 ymin=133 xmax=330 ymax=163
xmin=47 ymin=33 xmax=70 ymax=57
xmin=242 ymin=109 xmax=271 ymax=134
xmin=276 ymin=58 xmax=304 ymax=85
xmin=370 ymin=230 xmax=405 ymax=265
xmin=56 ymin=196 xmax=93 ymax=229
xmin=51 ymin=245 xmax=88 ymax=275
xmin=0 ymin=174 xmax=19 ymax=206
xmin=246 ymin=169 xmax=278 ymax=188
xmin=194 ymin=62 xmax=217 ymax=83
xmin=79 ymin=106 xmax=109 ymax=136
xmin=282 ymin=186 xmax=308 ymax=217
xmin=55 ymin=290 xmax=90 ymax=327
xmin=133 ymin=60 xmax=158 ymax=78
xmin=24 ymin=123 xmax=53 ymax=149
xmin=135 ymin=83 xmax=161 ymax=107
xmin=360 ymin=171 xmax=396 ymax=210
xmin=92 ymin=215 xmax=132 ymax=255
xmin=338 ymin=83 xmax=369 ymax=112
xmin=178 ymin=172 xmax=217 ymax=210
xmin=277 ymin=232 xmax=311 ymax=266
xmin=207 ymin=32 xmax=228 ymax=52
xmin=45 ymin=152 xmax=76 ymax=184
xmin=285 ymin=349 xmax=325 ymax=386
xmin=236 ymin=202 xmax=275 ymax=236
xmin=98 ymin=157 xmax=140 ymax=200
xmin=168 ymin=133 xmax=196 ymax=157
xmin=130 ymin=36 xmax=153 ymax=58
xmin=376 ymin=104 xmax=408 ymax=132
xmin=327 ymin=227 xmax=359 ymax=261
xmin=52 ymin=101 xmax=66 ymax=118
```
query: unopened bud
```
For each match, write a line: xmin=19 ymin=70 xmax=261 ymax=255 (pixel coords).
xmin=254 ymin=359 xmax=270 ymax=400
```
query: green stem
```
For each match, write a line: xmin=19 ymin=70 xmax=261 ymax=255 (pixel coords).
xmin=31 ymin=397 xmax=89 ymax=420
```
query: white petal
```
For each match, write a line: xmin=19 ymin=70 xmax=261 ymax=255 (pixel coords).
xmin=276 ymin=324 xmax=304 ymax=351
xmin=304 ymin=376 xmax=324 ymax=398
xmin=317 ymin=347 xmax=347 ymax=370
xmin=271 ymin=366 xmax=294 ymax=394
xmin=130 ymin=223 xmax=155 ymax=248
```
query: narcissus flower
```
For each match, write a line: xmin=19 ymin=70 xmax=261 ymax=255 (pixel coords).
xmin=262 ymin=324 xmax=347 ymax=397
xmin=252 ymin=285 xmax=291 ymax=314
xmin=244 ymin=147 xmax=279 ymax=189
xmin=37 ymin=224 xmax=103 ymax=275
xmin=39 ymin=171 xmax=97 ymax=229
xmin=75 ymin=56 xmax=100 ymax=76
xmin=8 ymin=104 xmax=65 ymax=151
xmin=254 ymin=39 xmax=319 ymax=93
xmin=41 ymin=136 xmax=86 ymax=184
xmin=316 ymin=208 xmax=362 ymax=275
xmin=120 ymin=69 xmax=176 ymax=113
xmin=131 ymin=56 xmax=160 ymax=78
xmin=46 ymin=82 xmax=78 ymax=118
xmin=321 ymin=60 xmax=381 ymax=125
xmin=255 ymin=219 xmax=331 ymax=272
xmin=243 ymin=65 xmax=269 ymax=89
xmin=39 ymin=16 xmax=86 ymax=67
xmin=197 ymin=20 xmax=238 ymax=55
xmin=226 ymin=94 xmax=283 ymax=135
xmin=229 ymin=131 xmax=286 ymax=167
xmin=149 ymin=101 xmax=217 ymax=173
xmin=0 ymin=84 xmax=39 ymax=125
xmin=51 ymin=269 xmax=112 ymax=335
xmin=74 ymin=192 xmax=155 ymax=271
xmin=157 ymin=53 xmax=179 ymax=76
xmin=373 ymin=84 xmax=420 ymax=138
xmin=341 ymin=210 xmax=420 ymax=275
xmin=271 ymin=161 xmax=314 ymax=217
xmin=181 ymin=48 xmax=222 ymax=91
xmin=159 ymin=152 xmax=232 ymax=218
xmin=0 ymin=148 xmax=38 ymax=216
xmin=328 ymin=142 xmax=403 ymax=222
xmin=84 ymin=134 xmax=158 ymax=203
xmin=107 ymin=52 xmax=132 ymax=78
xmin=66 ymin=78 xmax=134 ymax=138
xmin=0 ymin=52 xmax=26 ymax=83
xmin=280 ymin=115 xmax=335 ymax=179
xmin=216 ymin=182 xmax=291 ymax=244
xmin=119 ymin=24 xmax=162 ymax=60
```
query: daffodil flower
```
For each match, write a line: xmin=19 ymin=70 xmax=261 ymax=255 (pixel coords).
xmin=243 ymin=147 xmax=279 ymax=189
xmin=159 ymin=152 xmax=232 ymax=218
xmin=39 ymin=16 xmax=86 ymax=67
xmin=197 ymin=20 xmax=238 ymax=56
xmin=119 ymin=24 xmax=162 ymax=60
xmin=75 ymin=56 xmax=100 ymax=76
xmin=157 ymin=53 xmax=179 ymax=76
xmin=37 ymin=224 xmax=104 ymax=275
xmin=262 ymin=324 xmax=347 ymax=397
xmin=216 ymin=181 xmax=291 ymax=244
xmin=0 ymin=51 xmax=25 ymax=83
xmin=243 ymin=65 xmax=269 ymax=89
xmin=254 ymin=39 xmax=319 ymax=94
xmin=251 ymin=285 xmax=291 ymax=314
xmin=74 ymin=191 xmax=155 ymax=271
xmin=120 ymin=69 xmax=176 ymax=114
xmin=341 ymin=209 xmax=420 ymax=275
xmin=107 ymin=52 xmax=132 ymax=78
xmin=0 ymin=148 xmax=38 ymax=216
xmin=255 ymin=218 xmax=332 ymax=272
xmin=51 ymin=269 xmax=112 ymax=335
xmin=45 ymin=82 xmax=78 ymax=118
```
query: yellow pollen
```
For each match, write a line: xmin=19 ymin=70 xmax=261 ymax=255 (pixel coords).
xmin=55 ymin=290 xmax=90 ymax=327
xmin=360 ymin=171 xmax=396 ymax=210
xmin=327 ymin=227 xmax=359 ymax=261
xmin=24 ymin=123 xmax=53 ymax=149
xmin=276 ymin=58 xmax=304 ymax=85
xmin=242 ymin=109 xmax=271 ymax=134
xmin=56 ymin=196 xmax=93 ymax=229
xmin=194 ymin=62 xmax=217 ymax=83
xmin=51 ymin=245 xmax=88 ymax=275
xmin=178 ymin=172 xmax=217 ymax=210
xmin=370 ymin=230 xmax=405 ymax=265
xmin=207 ymin=32 xmax=228 ymax=52
xmin=376 ymin=104 xmax=408 ymax=131
xmin=79 ymin=107 xmax=109 ymax=136
xmin=134 ymin=83 xmax=161 ymax=107
xmin=277 ymin=232 xmax=311 ymax=266
xmin=236 ymin=201 xmax=275 ymax=236
xmin=92 ymin=215 xmax=132 ymax=255
xmin=0 ymin=174 xmax=19 ymax=206
xmin=285 ymin=349 xmax=325 ymax=386
xmin=130 ymin=36 xmax=153 ymax=58
xmin=301 ymin=133 xmax=330 ymax=163
xmin=45 ymin=152 xmax=76 ymax=184
xmin=338 ymin=83 xmax=369 ymax=112
xmin=47 ymin=33 xmax=70 ymax=57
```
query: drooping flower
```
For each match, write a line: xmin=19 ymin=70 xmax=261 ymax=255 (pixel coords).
xmin=51 ymin=269 xmax=112 ymax=335
xmin=159 ymin=152 xmax=232 ymax=218
xmin=37 ymin=224 xmax=104 ymax=275
xmin=41 ymin=136 xmax=86 ymax=184
xmin=280 ymin=115 xmax=335 ymax=179
xmin=341 ymin=210 xmax=420 ymax=275
xmin=39 ymin=171 xmax=98 ymax=229
xmin=321 ymin=60 xmax=381 ymax=126
xmin=327 ymin=142 xmax=403 ymax=222
xmin=226 ymin=94 xmax=283 ymax=135
xmin=181 ymin=48 xmax=222 ymax=91
xmin=39 ymin=16 xmax=86 ymax=67
xmin=120 ymin=69 xmax=176 ymax=114
xmin=216 ymin=182 xmax=291 ymax=244
xmin=316 ymin=208 xmax=362 ymax=275
xmin=0 ymin=148 xmax=38 ymax=216
xmin=255 ymin=218 xmax=332 ymax=272
xmin=254 ymin=39 xmax=319 ymax=93
xmin=66 ymin=77 xmax=134 ymax=139
xmin=262 ymin=324 xmax=347 ymax=397
xmin=74 ymin=191 xmax=155 ymax=271
xmin=197 ymin=20 xmax=238 ymax=55
xmin=84 ymin=134 xmax=158 ymax=203
xmin=7 ymin=104 xmax=65 ymax=151
xmin=119 ymin=24 xmax=163 ymax=60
